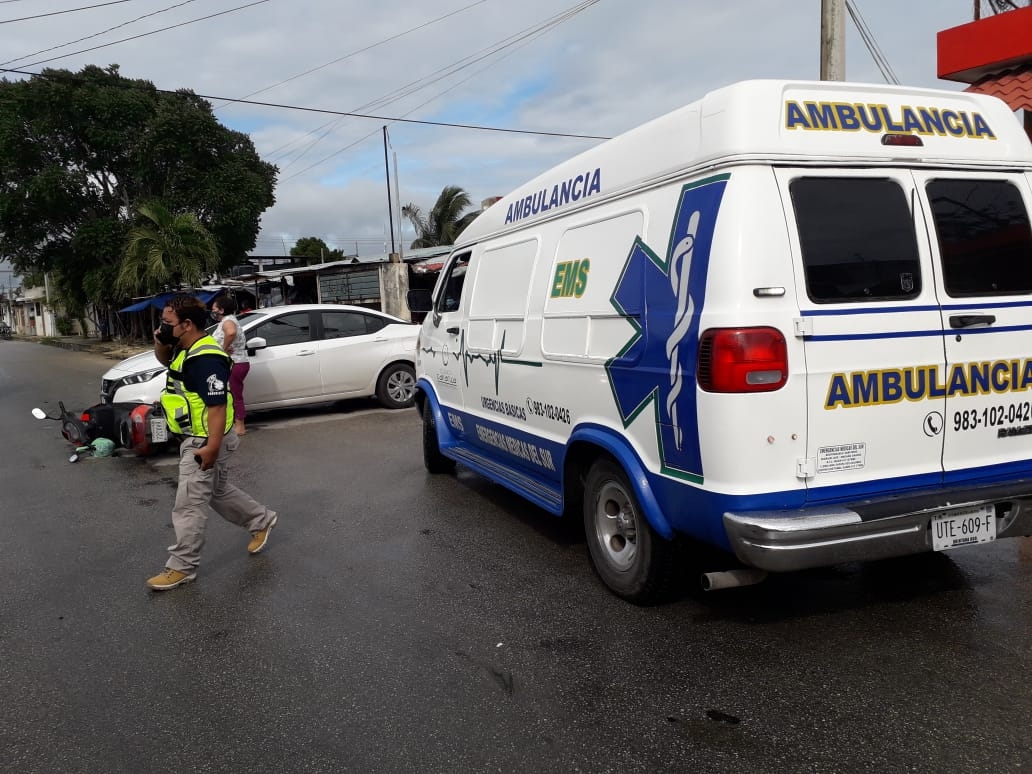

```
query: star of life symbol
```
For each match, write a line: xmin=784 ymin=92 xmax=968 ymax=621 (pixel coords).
xmin=666 ymin=210 xmax=701 ymax=452
xmin=605 ymin=176 xmax=729 ymax=479
xmin=207 ymin=374 xmax=226 ymax=393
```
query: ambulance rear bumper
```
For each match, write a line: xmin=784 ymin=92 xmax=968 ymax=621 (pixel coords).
xmin=723 ymin=481 xmax=1032 ymax=572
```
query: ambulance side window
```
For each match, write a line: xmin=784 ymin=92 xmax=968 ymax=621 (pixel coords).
xmin=436 ymin=252 xmax=471 ymax=314
xmin=926 ymin=178 xmax=1032 ymax=297
xmin=790 ymin=177 xmax=921 ymax=303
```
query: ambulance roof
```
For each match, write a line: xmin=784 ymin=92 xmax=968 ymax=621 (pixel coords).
xmin=458 ymin=79 xmax=1032 ymax=245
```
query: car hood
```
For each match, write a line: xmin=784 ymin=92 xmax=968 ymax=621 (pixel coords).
xmin=103 ymin=350 xmax=164 ymax=378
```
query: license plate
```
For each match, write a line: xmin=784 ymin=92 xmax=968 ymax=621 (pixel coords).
xmin=931 ymin=504 xmax=995 ymax=551
xmin=150 ymin=418 xmax=168 ymax=443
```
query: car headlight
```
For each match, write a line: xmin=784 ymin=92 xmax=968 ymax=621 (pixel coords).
xmin=116 ymin=367 xmax=166 ymax=389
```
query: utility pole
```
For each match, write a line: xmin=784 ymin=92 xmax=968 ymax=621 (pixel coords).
xmin=820 ymin=0 xmax=846 ymax=80
xmin=383 ymin=126 xmax=396 ymax=256
xmin=392 ymin=151 xmax=404 ymax=261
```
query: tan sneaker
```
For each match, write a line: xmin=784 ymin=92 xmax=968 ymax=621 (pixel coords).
xmin=146 ymin=568 xmax=196 ymax=591
xmin=247 ymin=513 xmax=278 ymax=555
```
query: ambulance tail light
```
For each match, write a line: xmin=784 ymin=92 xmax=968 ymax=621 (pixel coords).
xmin=698 ymin=327 xmax=788 ymax=393
xmin=881 ymin=133 xmax=923 ymax=147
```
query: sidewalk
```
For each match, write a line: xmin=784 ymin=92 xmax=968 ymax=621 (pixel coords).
xmin=32 ymin=335 xmax=151 ymax=360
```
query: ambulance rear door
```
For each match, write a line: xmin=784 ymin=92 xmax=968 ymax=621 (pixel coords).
xmin=776 ymin=169 xmax=947 ymax=501
xmin=914 ymin=170 xmax=1032 ymax=483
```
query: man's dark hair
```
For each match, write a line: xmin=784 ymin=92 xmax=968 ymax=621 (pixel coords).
xmin=214 ymin=294 xmax=237 ymax=314
xmin=166 ymin=294 xmax=208 ymax=329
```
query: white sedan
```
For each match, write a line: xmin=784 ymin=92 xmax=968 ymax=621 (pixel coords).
xmin=100 ymin=303 xmax=419 ymax=411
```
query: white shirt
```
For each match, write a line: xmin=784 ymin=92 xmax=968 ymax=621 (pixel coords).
xmin=213 ymin=314 xmax=249 ymax=364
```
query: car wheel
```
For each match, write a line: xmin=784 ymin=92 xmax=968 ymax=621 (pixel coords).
xmin=423 ymin=407 xmax=456 ymax=474
xmin=583 ymin=458 xmax=676 ymax=605
xmin=376 ymin=363 xmax=416 ymax=409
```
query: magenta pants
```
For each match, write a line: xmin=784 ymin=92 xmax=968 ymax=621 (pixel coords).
xmin=230 ymin=362 xmax=250 ymax=422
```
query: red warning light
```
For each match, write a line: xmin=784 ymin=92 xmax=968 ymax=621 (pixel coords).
xmin=881 ymin=134 xmax=924 ymax=147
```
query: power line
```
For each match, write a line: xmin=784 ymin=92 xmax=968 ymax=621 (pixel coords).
xmin=0 ymin=66 xmax=611 ymax=141
xmin=0 ymin=0 xmax=606 ymax=188
xmin=1 ymin=0 xmax=199 ymax=69
xmin=279 ymin=14 xmax=591 ymax=182
xmin=234 ymin=0 xmax=519 ymax=164
xmin=2 ymin=0 xmax=605 ymax=182
xmin=19 ymin=0 xmax=270 ymax=69
xmin=211 ymin=0 xmax=490 ymax=110
xmin=845 ymin=0 xmax=899 ymax=85
xmin=220 ymin=0 xmax=495 ymax=165
xmin=1 ymin=0 xmax=136 ymax=25
xmin=363 ymin=0 xmax=600 ymax=114
xmin=272 ymin=0 xmax=602 ymax=175
xmin=211 ymin=93 xmax=610 ymax=139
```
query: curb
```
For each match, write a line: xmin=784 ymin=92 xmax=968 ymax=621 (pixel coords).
xmin=34 ymin=337 xmax=151 ymax=360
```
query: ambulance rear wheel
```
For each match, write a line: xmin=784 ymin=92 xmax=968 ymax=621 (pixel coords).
xmin=583 ymin=459 xmax=676 ymax=605
xmin=423 ymin=408 xmax=456 ymax=475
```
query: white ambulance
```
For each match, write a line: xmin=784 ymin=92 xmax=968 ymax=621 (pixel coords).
xmin=409 ymin=79 xmax=1032 ymax=604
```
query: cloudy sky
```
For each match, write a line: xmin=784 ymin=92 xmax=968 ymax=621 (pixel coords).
xmin=0 ymin=0 xmax=990 ymax=259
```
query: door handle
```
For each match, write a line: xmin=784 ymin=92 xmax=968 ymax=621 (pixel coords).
xmin=297 ymin=349 xmax=316 ymax=356
xmin=949 ymin=314 xmax=996 ymax=329
xmin=446 ymin=326 xmax=460 ymax=335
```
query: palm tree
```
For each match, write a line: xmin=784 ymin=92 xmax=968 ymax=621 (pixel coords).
xmin=116 ymin=201 xmax=220 ymax=297
xmin=402 ymin=185 xmax=479 ymax=248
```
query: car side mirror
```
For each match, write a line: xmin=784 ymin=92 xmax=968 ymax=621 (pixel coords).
xmin=407 ymin=289 xmax=432 ymax=314
xmin=246 ymin=336 xmax=267 ymax=356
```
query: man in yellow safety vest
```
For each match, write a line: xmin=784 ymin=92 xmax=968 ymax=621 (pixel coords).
xmin=145 ymin=294 xmax=278 ymax=591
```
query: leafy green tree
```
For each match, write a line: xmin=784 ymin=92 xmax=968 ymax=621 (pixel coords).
xmin=116 ymin=201 xmax=220 ymax=296
xmin=291 ymin=236 xmax=344 ymax=265
xmin=0 ymin=65 xmax=277 ymax=310
xmin=402 ymin=185 xmax=479 ymax=248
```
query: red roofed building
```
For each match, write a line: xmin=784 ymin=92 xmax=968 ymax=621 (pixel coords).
xmin=938 ymin=4 xmax=1032 ymax=138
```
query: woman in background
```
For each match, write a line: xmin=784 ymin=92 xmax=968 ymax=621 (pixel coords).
xmin=211 ymin=295 xmax=250 ymax=436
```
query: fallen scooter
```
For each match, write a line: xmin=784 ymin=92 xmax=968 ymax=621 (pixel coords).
xmin=31 ymin=400 xmax=173 ymax=459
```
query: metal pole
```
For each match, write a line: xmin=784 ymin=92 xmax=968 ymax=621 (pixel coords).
xmin=383 ymin=126 xmax=396 ymax=255
xmin=43 ymin=271 xmax=51 ymax=337
xmin=820 ymin=0 xmax=846 ymax=81
xmin=393 ymin=151 xmax=404 ymax=260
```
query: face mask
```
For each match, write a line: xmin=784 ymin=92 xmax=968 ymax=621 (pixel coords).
xmin=157 ymin=322 xmax=179 ymax=346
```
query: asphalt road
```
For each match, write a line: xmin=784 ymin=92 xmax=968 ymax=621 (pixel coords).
xmin=2 ymin=340 xmax=1030 ymax=773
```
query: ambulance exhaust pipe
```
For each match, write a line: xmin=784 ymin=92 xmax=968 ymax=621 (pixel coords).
xmin=701 ymin=569 xmax=768 ymax=591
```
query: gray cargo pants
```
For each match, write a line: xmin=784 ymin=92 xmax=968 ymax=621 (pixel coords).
xmin=166 ymin=432 xmax=276 ymax=572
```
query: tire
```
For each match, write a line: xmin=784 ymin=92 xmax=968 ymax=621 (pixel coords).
xmin=583 ymin=458 xmax=676 ymax=605
xmin=376 ymin=362 xmax=416 ymax=409
xmin=422 ymin=407 xmax=456 ymax=474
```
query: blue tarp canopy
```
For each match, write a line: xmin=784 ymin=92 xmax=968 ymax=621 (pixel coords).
xmin=119 ymin=289 xmax=223 ymax=313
